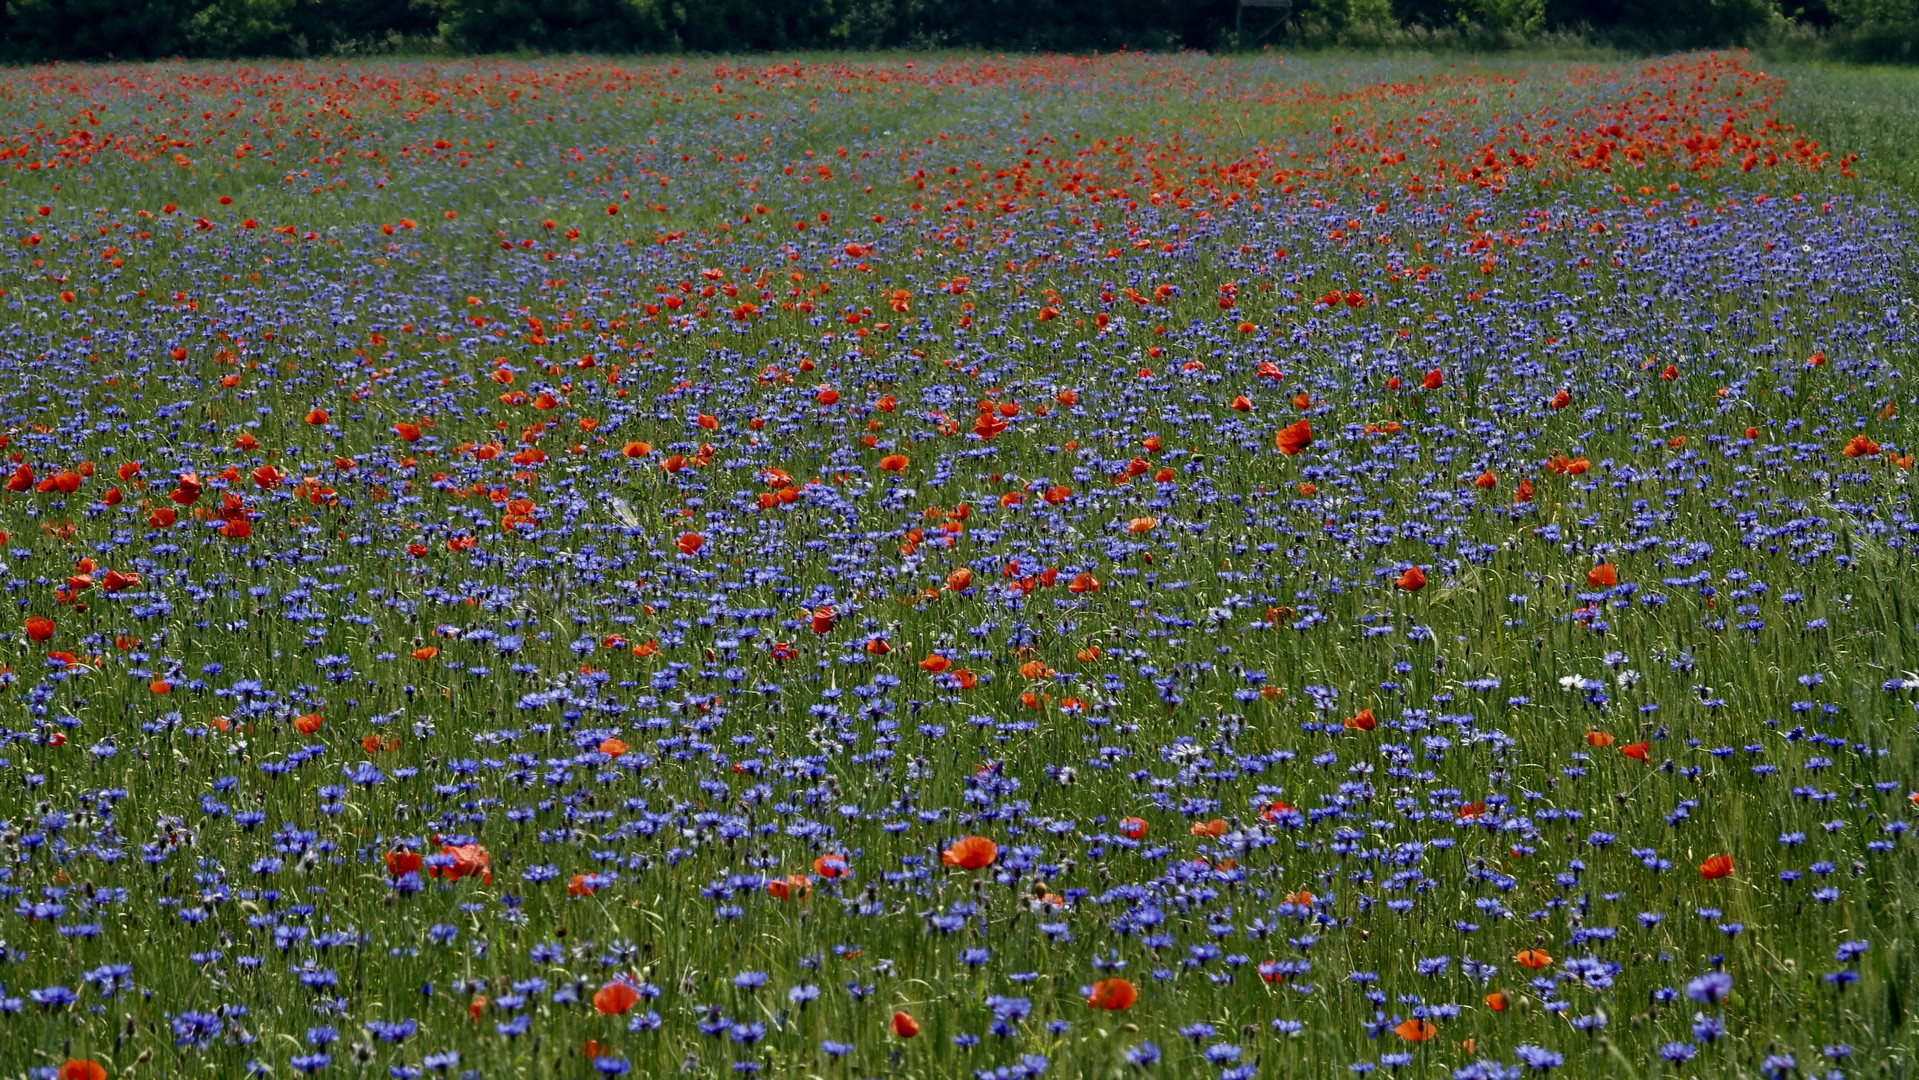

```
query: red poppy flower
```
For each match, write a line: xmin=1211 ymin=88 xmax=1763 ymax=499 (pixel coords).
xmin=432 ymin=843 xmax=492 ymax=885
xmin=890 ymin=1011 xmax=920 ymax=1038
xmin=169 ymin=473 xmax=202 ymax=505
xmin=1395 ymin=566 xmax=1426 ymax=591
xmin=385 ymin=850 xmax=423 ymax=877
xmin=1699 ymin=854 xmax=1734 ymax=879
xmin=1515 ymin=949 xmax=1553 ymax=969
xmin=1087 ymin=978 xmax=1137 ymax=1010
xmin=941 ymin=836 xmax=998 ymax=870
xmin=25 ymin=615 xmax=54 ymax=642
xmin=1843 ymin=435 xmax=1881 ymax=458
xmin=1394 ymin=1018 xmax=1437 ymax=1042
xmin=1275 ymin=419 xmax=1313 ymax=456
xmin=594 ymin=981 xmax=640 ymax=1015
xmin=60 ymin=1061 xmax=107 ymax=1080
xmin=766 ymin=873 xmax=811 ymax=901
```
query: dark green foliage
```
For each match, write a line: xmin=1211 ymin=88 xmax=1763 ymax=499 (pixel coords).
xmin=3 ymin=0 xmax=195 ymax=59
xmin=439 ymin=0 xmax=670 ymax=52
xmin=672 ymin=0 xmax=850 ymax=51
xmin=1543 ymin=0 xmax=1773 ymax=45
xmin=0 ymin=0 xmax=1913 ymax=67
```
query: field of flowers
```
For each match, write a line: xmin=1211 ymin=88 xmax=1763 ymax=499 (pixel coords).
xmin=0 ymin=48 xmax=1914 ymax=1080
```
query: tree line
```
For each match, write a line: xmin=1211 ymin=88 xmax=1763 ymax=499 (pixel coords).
xmin=0 ymin=0 xmax=1907 ymax=64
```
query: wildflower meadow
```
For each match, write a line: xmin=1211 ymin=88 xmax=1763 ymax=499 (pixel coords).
xmin=0 ymin=49 xmax=1915 ymax=1080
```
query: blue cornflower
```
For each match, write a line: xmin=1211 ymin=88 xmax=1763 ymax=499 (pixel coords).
xmin=1515 ymin=1045 xmax=1564 ymax=1071
xmin=1685 ymin=971 xmax=1732 ymax=1003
